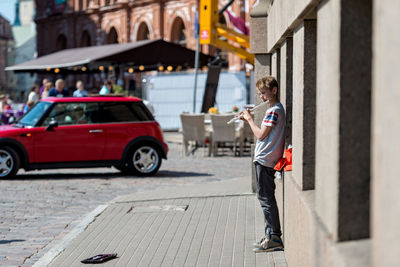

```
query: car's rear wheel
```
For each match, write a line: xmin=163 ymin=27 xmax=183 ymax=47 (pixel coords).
xmin=127 ymin=144 xmax=162 ymax=176
xmin=0 ymin=147 xmax=20 ymax=179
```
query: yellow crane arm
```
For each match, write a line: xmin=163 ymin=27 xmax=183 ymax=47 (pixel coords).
xmin=199 ymin=0 xmax=254 ymax=64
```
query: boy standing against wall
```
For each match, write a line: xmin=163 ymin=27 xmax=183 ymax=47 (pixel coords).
xmin=241 ymin=76 xmax=285 ymax=252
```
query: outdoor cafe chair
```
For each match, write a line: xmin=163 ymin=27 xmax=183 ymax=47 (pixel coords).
xmin=180 ymin=113 xmax=212 ymax=156
xmin=210 ymin=114 xmax=241 ymax=156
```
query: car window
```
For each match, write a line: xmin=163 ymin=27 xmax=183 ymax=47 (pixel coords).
xmin=99 ymin=102 xmax=152 ymax=123
xmin=19 ymin=102 xmax=53 ymax=127
xmin=130 ymin=103 xmax=153 ymax=121
xmin=42 ymin=102 xmax=98 ymax=126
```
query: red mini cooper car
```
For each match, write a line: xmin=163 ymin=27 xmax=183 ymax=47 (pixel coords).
xmin=0 ymin=97 xmax=168 ymax=179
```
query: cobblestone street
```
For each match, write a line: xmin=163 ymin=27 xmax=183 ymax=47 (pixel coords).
xmin=0 ymin=133 xmax=251 ymax=266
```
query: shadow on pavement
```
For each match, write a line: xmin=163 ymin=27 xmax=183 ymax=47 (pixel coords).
xmin=155 ymin=170 xmax=213 ymax=178
xmin=0 ymin=239 xmax=25 ymax=244
xmin=8 ymin=170 xmax=212 ymax=180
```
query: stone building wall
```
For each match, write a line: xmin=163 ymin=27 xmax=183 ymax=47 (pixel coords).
xmin=0 ymin=16 xmax=14 ymax=92
xmin=250 ymin=0 xmax=398 ymax=266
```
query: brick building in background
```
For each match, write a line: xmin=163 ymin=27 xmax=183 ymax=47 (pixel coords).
xmin=0 ymin=16 xmax=14 ymax=93
xmin=34 ymin=0 xmax=254 ymax=73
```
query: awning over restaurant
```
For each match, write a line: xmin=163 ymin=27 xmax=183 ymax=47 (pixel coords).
xmin=6 ymin=39 xmax=213 ymax=73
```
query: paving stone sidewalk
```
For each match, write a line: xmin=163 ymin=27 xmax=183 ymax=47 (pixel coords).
xmin=41 ymin=177 xmax=288 ymax=267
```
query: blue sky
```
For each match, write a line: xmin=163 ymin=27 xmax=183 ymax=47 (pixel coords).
xmin=0 ymin=0 xmax=17 ymax=24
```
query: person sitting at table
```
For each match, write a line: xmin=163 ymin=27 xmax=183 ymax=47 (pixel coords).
xmin=49 ymin=79 xmax=69 ymax=97
xmin=99 ymin=79 xmax=113 ymax=95
xmin=73 ymin=80 xmax=88 ymax=97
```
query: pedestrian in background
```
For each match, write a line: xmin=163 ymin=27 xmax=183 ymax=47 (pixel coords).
xmin=0 ymin=94 xmax=12 ymax=113
xmin=112 ymin=79 xmax=125 ymax=94
xmin=49 ymin=79 xmax=69 ymax=97
xmin=23 ymin=100 xmax=35 ymax=114
xmin=240 ymin=76 xmax=285 ymax=253
xmin=99 ymin=79 xmax=113 ymax=95
xmin=73 ymin=80 xmax=88 ymax=97
xmin=39 ymin=78 xmax=49 ymax=97
xmin=41 ymin=81 xmax=53 ymax=98
xmin=28 ymin=84 xmax=40 ymax=103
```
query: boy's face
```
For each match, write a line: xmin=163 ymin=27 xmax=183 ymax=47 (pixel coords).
xmin=257 ymin=87 xmax=277 ymax=102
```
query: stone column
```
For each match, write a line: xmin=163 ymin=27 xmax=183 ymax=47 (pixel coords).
xmin=253 ymin=55 xmax=271 ymax=123
xmin=250 ymin=54 xmax=271 ymax=192
xmin=271 ymin=49 xmax=280 ymax=82
xmin=316 ymin=0 xmax=371 ymax=241
xmin=372 ymin=0 xmax=400 ymax=265
xmin=280 ymin=38 xmax=293 ymax=148
xmin=249 ymin=1 xmax=271 ymax=192
xmin=292 ymin=20 xmax=316 ymax=190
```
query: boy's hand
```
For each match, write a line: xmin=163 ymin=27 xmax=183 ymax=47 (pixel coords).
xmin=240 ymin=109 xmax=253 ymax=122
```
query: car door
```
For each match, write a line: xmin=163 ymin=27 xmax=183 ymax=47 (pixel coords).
xmin=33 ymin=102 xmax=106 ymax=163
xmin=98 ymin=102 xmax=152 ymax=160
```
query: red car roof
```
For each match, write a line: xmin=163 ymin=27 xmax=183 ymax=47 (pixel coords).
xmin=41 ymin=96 xmax=142 ymax=103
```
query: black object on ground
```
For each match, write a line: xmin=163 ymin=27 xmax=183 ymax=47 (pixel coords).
xmin=81 ymin=253 xmax=117 ymax=264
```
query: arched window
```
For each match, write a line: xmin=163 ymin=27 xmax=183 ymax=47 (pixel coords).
xmin=170 ymin=17 xmax=186 ymax=46
xmin=107 ymin=27 xmax=118 ymax=44
xmin=80 ymin=30 xmax=91 ymax=47
xmin=137 ymin=22 xmax=150 ymax=41
xmin=56 ymin=34 xmax=67 ymax=51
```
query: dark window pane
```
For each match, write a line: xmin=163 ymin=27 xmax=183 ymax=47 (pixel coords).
xmin=99 ymin=102 xmax=152 ymax=123
xmin=130 ymin=103 xmax=153 ymax=121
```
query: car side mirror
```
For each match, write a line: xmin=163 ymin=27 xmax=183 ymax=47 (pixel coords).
xmin=46 ymin=120 xmax=58 ymax=131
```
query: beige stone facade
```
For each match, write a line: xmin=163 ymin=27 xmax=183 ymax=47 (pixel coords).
xmin=34 ymin=0 xmax=252 ymax=71
xmin=250 ymin=0 xmax=399 ymax=266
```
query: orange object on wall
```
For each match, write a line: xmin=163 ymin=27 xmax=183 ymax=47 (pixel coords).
xmin=273 ymin=147 xmax=293 ymax=172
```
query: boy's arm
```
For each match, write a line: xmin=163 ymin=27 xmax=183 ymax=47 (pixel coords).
xmin=241 ymin=109 xmax=272 ymax=141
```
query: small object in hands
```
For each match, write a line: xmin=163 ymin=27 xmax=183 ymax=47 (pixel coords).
xmin=81 ymin=253 xmax=117 ymax=264
xmin=227 ymin=101 xmax=269 ymax=124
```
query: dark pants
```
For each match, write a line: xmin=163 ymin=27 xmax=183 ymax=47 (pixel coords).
xmin=255 ymin=162 xmax=282 ymax=238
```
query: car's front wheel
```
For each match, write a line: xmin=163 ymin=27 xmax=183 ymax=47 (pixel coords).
xmin=127 ymin=144 xmax=162 ymax=176
xmin=0 ymin=147 xmax=20 ymax=179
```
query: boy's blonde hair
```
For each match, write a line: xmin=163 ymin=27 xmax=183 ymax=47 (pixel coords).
xmin=256 ymin=76 xmax=279 ymax=101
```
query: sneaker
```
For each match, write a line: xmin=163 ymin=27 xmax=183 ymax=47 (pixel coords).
xmin=253 ymin=236 xmax=268 ymax=248
xmin=253 ymin=235 xmax=284 ymax=253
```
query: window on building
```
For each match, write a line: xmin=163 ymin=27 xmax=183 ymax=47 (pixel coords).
xmin=56 ymin=34 xmax=67 ymax=51
xmin=107 ymin=27 xmax=118 ymax=44
xmin=80 ymin=30 xmax=91 ymax=47
xmin=170 ymin=17 xmax=186 ymax=46
xmin=137 ymin=22 xmax=150 ymax=41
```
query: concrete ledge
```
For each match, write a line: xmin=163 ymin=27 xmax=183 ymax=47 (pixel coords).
xmin=284 ymin=172 xmax=315 ymax=267
xmin=314 ymin=217 xmax=371 ymax=267
xmin=283 ymin=172 xmax=371 ymax=267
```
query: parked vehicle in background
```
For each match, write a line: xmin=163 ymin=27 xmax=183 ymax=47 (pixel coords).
xmin=0 ymin=97 xmax=168 ymax=179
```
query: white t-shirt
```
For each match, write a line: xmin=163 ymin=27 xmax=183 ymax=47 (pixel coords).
xmin=254 ymin=102 xmax=286 ymax=168
xmin=28 ymin=92 xmax=39 ymax=103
